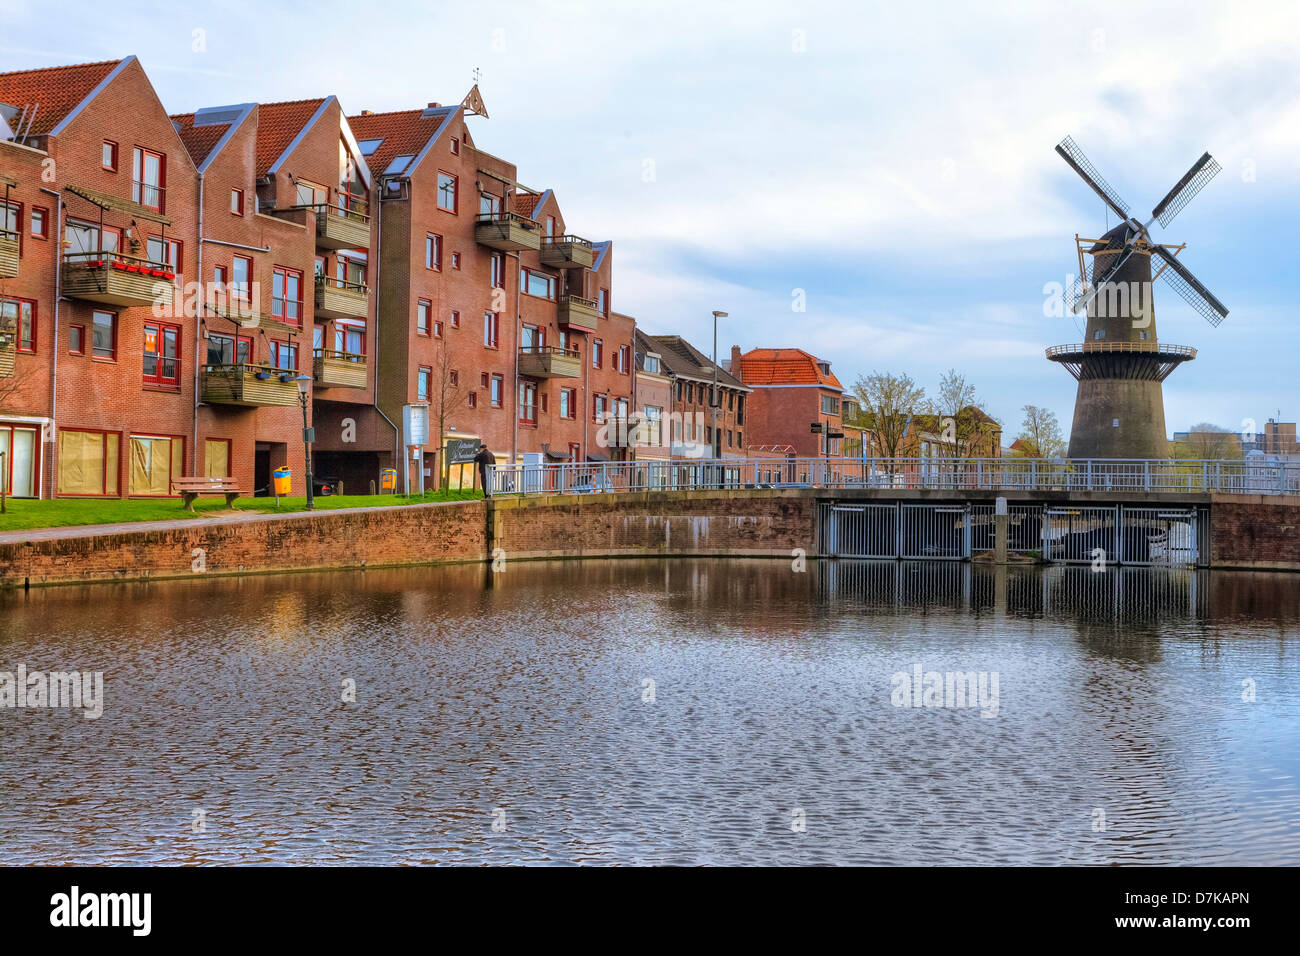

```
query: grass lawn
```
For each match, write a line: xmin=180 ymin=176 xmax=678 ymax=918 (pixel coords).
xmin=0 ymin=488 xmax=483 ymax=533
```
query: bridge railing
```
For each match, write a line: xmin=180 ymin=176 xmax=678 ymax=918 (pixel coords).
xmin=486 ymin=457 xmax=1300 ymax=497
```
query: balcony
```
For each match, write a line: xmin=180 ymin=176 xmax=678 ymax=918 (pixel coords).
xmin=313 ymin=348 xmax=367 ymax=389
xmin=558 ymin=295 xmax=600 ymax=333
xmin=475 ymin=212 xmax=541 ymax=252
xmin=539 ymin=234 xmax=594 ymax=271
xmin=313 ymin=203 xmax=371 ymax=251
xmin=201 ymin=364 xmax=302 ymax=407
xmin=314 ymin=274 xmax=369 ymax=320
xmin=0 ymin=228 xmax=18 ymax=278
xmin=62 ymin=252 xmax=174 ymax=307
xmin=518 ymin=345 xmax=581 ymax=379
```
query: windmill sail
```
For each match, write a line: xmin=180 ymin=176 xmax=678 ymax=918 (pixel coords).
xmin=1151 ymin=247 xmax=1229 ymax=326
xmin=1151 ymin=152 xmax=1221 ymax=228
xmin=1056 ymin=136 xmax=1132 ymax=221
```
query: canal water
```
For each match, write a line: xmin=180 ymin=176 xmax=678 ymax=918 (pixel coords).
xmin=2 ymin=559 xmax=1297 ymax=865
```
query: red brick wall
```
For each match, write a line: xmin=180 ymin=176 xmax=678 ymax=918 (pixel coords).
xmin=1210 ymin=496 xmax=1300 ymax=571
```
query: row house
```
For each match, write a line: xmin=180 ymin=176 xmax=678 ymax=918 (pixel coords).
xmin=631 ymin=329 xmax=671 ymax=461
xmin=646 ymin=334 xmax=749 ymax=458
xmin=729 ymin=347 xmax=845 ymax=457
xmin=349 ymin=91 xmax=635 ymax=489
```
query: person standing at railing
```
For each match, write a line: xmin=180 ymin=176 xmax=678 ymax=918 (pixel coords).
xmin=475 ymin=443 xmax=495 ymax=495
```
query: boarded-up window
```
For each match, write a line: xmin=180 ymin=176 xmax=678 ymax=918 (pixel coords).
xmin=57 ymin=430 xmax=118 ymax=495
xmin=128 ymin=435 xmax=183 ymax=496
xmin=204 ymin=439 xmax=230 ymax=478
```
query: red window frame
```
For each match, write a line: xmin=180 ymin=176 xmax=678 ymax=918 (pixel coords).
xmin=450 ymin=310 xmax=460 ymax=329
xmin=568 ymin=442 xmax=581 ymax=462
xmin=598 ymin=288 xmax=609 ymax=317
xmin=333 ymin=320 xmax=366 ymax=356
xmin=271 ymin=266 xmax=303 ymax=327
xmin=437 ymin=171 xmax=458 ymax=213
xmin=467 ymin=392 xmax=478 ymax=408
xmin=56 ymin=428 xmax=120 ymax=497
xmin=213 ymin=264 xmax=228 ymax=290
xmin=449 ymin=369 xmax=458 ymax=386
xmin=520 ymin=268 xmax=556 ymax=301
xmin=417 ymin=366 xmax=432 ymax=402
xmin=231 ymin=188 xmax=244 ymax=215
xmin=560 ymin=387 xmax=576 ymax=420
xmin=483 ymin=310 xmax=499 ymax=349
xmin=3 ymin=297 xmax=36 ymax=353
xmin=490 ymin=253 xmax=504 ymax=289
xmin=91 ymin=310 xmax=117 ymax=362
xmin=593 ymin=394 xmax=608 ymax=423
xmin=518 ymin=381 xmax=537 ymax=426
xmin=1 ymin=200 xmax=21 ymax=257
xmin=102 ymin=141 xmax=118 ymax=171
xmin=433 ymin=321 xmax=443 ymax=338
xmin=68 ymin=323 xmax=85 ymax=355
xmin=592 ymin=338 xmax=603 ymax=369
xmin=132 ymin=146 xmax=166 ymax=213
xmin=617 ymin=345 xmax=630 ymax=374
xmin=270 ymin=339 xmax=298 ymax=372
xmin=450 ymin=137 xmax=460 ymax=155
xmin=31 ymin=206 xmax=48 ymax=239
xmin=481 ymin=372 xmax=489 ymax=388
xmin=142 ymin=321 xmax=182 ymax=388
xmin=426 ymin=233 xmax=442 ymax=270
xmin=231 ymin=255 xmax=253 ymax=301
xmin=451 ymin=251 xmax=461 ymax=270
xmin=417 ymin=299 xmax=431 ymax=335
xmin=490 ymin=374 xmax=503 ymax=407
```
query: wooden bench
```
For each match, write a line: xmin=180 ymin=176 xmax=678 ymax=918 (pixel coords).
xmin=171 ymin=476 xmax=242 ymax=512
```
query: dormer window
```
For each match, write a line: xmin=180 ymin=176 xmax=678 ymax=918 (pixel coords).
xmin=1093 ymin=330 xmax=1105 ymax=340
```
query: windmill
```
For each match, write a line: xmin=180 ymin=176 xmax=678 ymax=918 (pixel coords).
xmin=1047 ymin=135 xmax=1230 ymax=459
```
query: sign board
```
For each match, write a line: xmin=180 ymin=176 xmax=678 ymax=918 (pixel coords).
xmin=402 ymin=404 xmax=430 ymax=447
xmin=445 ymin=437 xmax=479 ymax=465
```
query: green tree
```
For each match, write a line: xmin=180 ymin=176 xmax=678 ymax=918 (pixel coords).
xmin=853 ymin=371 xmax=925 ymax=469
xmin=1013 ymin=405 xmax=1066 ymax=459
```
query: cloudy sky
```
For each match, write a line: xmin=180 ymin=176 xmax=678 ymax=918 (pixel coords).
xmin=4 ymin=0 xmax=1296 ymax=436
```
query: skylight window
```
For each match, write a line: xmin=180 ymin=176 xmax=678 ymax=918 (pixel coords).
xmin=358 ymin=138 xmax=384 ymax=156
xmin=383 ymin=154 xmax=414 ymax=176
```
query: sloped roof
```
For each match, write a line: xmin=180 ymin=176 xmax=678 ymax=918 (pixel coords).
xmin=510 ymin=191 xmax=541 ymax=217
xmin=254 ymin=98 xmax=326 ymax=176
xmin=737 ymin=348 xmax=843 ymax=390
xmin=0 ymin=58 xmax=123 ymax=137
xmin=647 ymin=334 xmax=748 ymax=390
xmin=348 ymin=105 xmax=458 ymax=180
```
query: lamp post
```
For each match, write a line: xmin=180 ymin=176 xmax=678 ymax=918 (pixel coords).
xmin=294 ymin=374 xmax=315 ymax=510
xmin=711 ymin=310 xmax=727 ymax=487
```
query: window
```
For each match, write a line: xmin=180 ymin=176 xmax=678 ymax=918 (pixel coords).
xmin=65 ymin=220 xmax=119 ymax=255
xmin=417 ymin=300 xmax=431 ymax=335
xmin=271 ymin=340 xmax=298 ymax=371
xmin=426 ymin=234 xmax=442 ymax=270
xmin=337 ymin=253 xmax=366 ymax=289
xmin=568 ymin=443 xmax=581 ymax=462
xmin=449 ymin=369 xmax=458 ymax=386
xmin=821 ymin=395 xmax=840 ymax=415
xmin=213 ymin=264 xmax=227 ymax=290
xmin=519 ymin=381 xmax=537 ymax=425
xmin=0 ymin=425 xmax=39 ymax=498
xmin=467 ymin=392 xmax=478 ymax=408
xmin=338 ymin=141 xmax=368 ymax=216
xmin=490 ymin=253 xmax=504 ymax=289
xmin=645 ymin=406 xmax=663 ymax=445
xmin=592 ymin=339 xmax=603 ymax=368
xmin=558 ymin=330 xmax=570 ymax=351
xmin=231 ymin=189 xmax=244 ymax=215
xmin=450 ymin=137 xmax=460 ymax=155
xmin=481 ymin=372 xmax=489 ymax=388
xmin=437 ymin=171 xmax=458 ymax=212
xmin=643 ymin=355 xmax=660 ymax=374
xmin=1093 ymin=329 xmax=1105 ymax=340
xmin=614 ymin=397 xmax=629 ymax=421
xmin=483 ymin=310 xmax=499 ymax=349
xmin=674 ymin=381 xmax=682 ymax=401
xmin=30 ymin=206 xmax=48 ymax=239
xmin=451 ymin=252 xmax=461 ymax=270
xmin=132 ymin=147 xmax=166 ymax=212
xmin=296 ymin=180 xmax=327 ymax=207
xmin=2 ymin=298 xmax=36 ymax=353
xmin=417 ymin=367 xmax=431 ymax=402
xmin=490 ymin=374 xmax=503 ymax=407
xmin=69 ymin=324 xmax=84 ymax=354
xmin=142 ymin=322 xmax=181 ymax=387
xmin=593 ymin=394 xmax=608 ymax=422
xmin=334 ymin=321 xmax=365 ymax=355
xmin=737 ymin=431 xmax=742 ymax=447
xmin=1138 ymin=330 xmax=1148 ymax=341
xmin=541 ymin=394 xmax=548 ymax=414
xmin=231 ymin=256 xmax=252 ymax=300
xmin=597 ymin=288 xmax=609 ymax=317
xmin=92 ymin=310 xmax=116 ymax=360
xmin=728 ymin=392 xmax=735 ymax=410
xmin=617 ymin=345 xmax=630 ymax=374
xmin=521 ymin=323 xmax=543 ymax=351
xmin=127 ymin=435 xmax=184 ymax=496
xmin=450 ymin=310 xmax=460 ymax=329
xmin=271 ymin=267 xmax=303 ymax=326
xmin=207 ymin=332 xmax=252 ymax=365
xmin=520 ymin=268 xmax=555 ymax=300
xmin=57 ymin=429 xmax=119 ymax=496
xmin=146 ymin=236 xmax=182 ymax=278
xmin=545 ymin=216 xmax=556 ymax=237
xmin=727 ymin=430 xmax=733 ymax=448
xmin=686 ymin=383 xmax=695 ymax=403
xmin=102 ymin=141 xmax=118 ymax=171
xmin=204 ymin=438 xmax=232 ymax=479
xmin=480 ymin=192 xmax=501 ymax=216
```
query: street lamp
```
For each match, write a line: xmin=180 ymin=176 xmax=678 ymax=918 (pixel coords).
xmin=294 ymin=374 xmax=315 ymax=510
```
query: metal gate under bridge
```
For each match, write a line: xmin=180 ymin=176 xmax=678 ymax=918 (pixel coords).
xmin=819 ymin=502 xmax=1206 ymax=566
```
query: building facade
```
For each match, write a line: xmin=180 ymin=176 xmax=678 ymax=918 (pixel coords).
xmin=647 ymin=334 xmax=749 ymax=459
xmin=730 ymin=347 xmax=844 ymax=458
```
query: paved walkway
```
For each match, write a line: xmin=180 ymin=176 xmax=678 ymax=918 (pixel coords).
xmin=0 ymin=500 xmax=466 ymax=544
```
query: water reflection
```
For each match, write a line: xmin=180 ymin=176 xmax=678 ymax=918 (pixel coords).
xmin=1 ymin=559 xmax=1297 ymax=865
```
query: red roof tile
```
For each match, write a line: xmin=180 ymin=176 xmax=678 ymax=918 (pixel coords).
xmin=510 ymin=191 xmax=540 ymax=218
xmin=170 ymin=111 xmax=230 ymax=168
xmin=347 ymin=108 xmax=447 ymax=179
xmin=254 ymin=98 xmax=325 ymax=176
xmin=738 ymin=348 xmax=843 ymax=390
xmin=0 ymin=59 xmax=120 ymax=137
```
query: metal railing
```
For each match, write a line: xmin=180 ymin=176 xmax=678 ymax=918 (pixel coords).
xmin=518 ymin=345 xmax=580 ymax=358
xmin=312 ymin=348 xmax=365 ymax=363
xmin=63 ymin=250 xmax=174 ymax=275
xmin=1046 ymin=342 xmax=1197 ymax=358
xmin=541 ymin=234 xmax=592 ymax=248
xmin=315 ymin=274 xmax=369 ymax=295
xmin=288 ymin=200 xmax=370 ymax=224
xmin=486 ymin=456 xmax=1300 ymax=497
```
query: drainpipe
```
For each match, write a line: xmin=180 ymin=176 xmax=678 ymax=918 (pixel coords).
xmin=193 ymin=171 xmax=203 ymax=474
xmin=507 ymin=249 xmax=521 ymax=463
xmin=40 ymin=186 xmax=61 ymax=499
xmin=373 ymin=178 xmax=400 ymax=473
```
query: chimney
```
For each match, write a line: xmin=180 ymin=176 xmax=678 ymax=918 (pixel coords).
xmin=360 ymin=110 xmax=373 ymax=116
xmin=729 ymin=345 xmax=743 ymax=378
xmin=428 ymin=102 xmax=441 ymax=109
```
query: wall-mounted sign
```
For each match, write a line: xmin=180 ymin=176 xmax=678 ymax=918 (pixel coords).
xmin=402 ymin=404 xmax=430 ymax=447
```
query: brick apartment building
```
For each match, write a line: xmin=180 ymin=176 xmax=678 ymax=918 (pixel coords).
xmin=1 ymin=57 xmax=637 ymax=499
xmin=646 ymin=334 xmax=749 ymax=458
xmin=631 ymin=328 xmax=671 ymax=460
xmin=729 ymin=347 xmax=845 ymax=458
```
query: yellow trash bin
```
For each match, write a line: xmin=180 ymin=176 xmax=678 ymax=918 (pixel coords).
xmin=273 ymin=467 xmax=292 ymax=497
xmin=380 ymin=468 xmax=397 ymax=492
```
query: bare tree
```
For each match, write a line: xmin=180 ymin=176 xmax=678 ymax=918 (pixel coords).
xmin=432 ymin=343 xmax=469 ymax=489
xmin=853 ymin=371 xmax=925 ymax=470
xmin=928 ymin=368 xmax=1000 ymax=457
xmin=1013 ymin=405 xmax=1066 ymax=459
xmin=1172 ymin=422 xmax=1242 ymax=460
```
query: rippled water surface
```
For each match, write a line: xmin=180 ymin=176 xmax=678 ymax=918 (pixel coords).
xmin=2 ymin=559 xmax=1298 ymax=865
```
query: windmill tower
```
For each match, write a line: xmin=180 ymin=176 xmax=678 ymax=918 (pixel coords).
xmin=1049 ymin=136 xmax=1229 ymax=459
